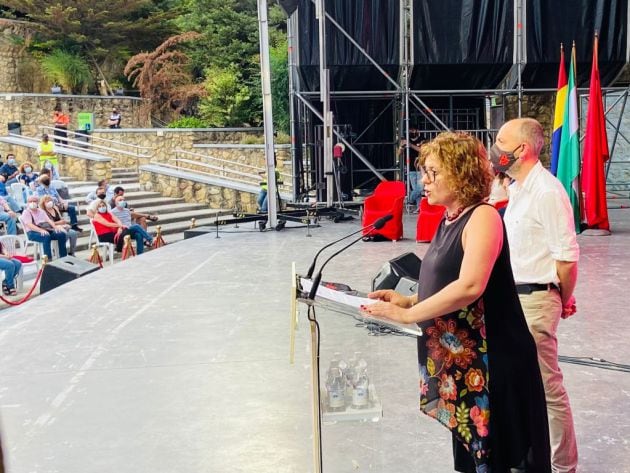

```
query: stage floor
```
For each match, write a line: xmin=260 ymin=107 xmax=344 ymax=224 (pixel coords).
xmin=0 ymin=210 xmax=628 ymax=473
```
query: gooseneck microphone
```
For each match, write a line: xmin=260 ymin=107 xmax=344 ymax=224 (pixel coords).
xmin=305 ymin=214 xmax=393 ymax=279
xmin=308 ymin=214 xmax=393 ymax=300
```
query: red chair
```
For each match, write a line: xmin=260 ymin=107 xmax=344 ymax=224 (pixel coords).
xmin=416 ymin=197 xmax=445 ymax=242
xmin=362 ymin=181 xmax=405 ymax=241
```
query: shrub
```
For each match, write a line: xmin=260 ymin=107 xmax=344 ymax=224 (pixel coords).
xmin=167 ymin=117 xmax=210 ymax=128
xmin=40 ymin=50 xmax=93 ymax=94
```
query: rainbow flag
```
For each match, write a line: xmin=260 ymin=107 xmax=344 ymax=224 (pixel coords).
xmin=557 ymin=42 xmax=582 ymax=232
xmin=550 ymin=45 xmax=567 ymax=176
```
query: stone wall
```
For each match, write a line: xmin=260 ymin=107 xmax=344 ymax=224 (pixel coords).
xmin=0 ymin=20 xmax=32 ymax=93
xmin=504 ymin=92 xmax=555 ymax=166
xmin=139 ymin=171 xmax=259 ymax=213
xmin=57 ymin=155 xmax=112 ymax=182
xmin=0 ymin=94 xmax=148 ymax=139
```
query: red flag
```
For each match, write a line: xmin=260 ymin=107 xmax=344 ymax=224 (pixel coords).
xmin=581 ymin=34 xmax=610 ymax=232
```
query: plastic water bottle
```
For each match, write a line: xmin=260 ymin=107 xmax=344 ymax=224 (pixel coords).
xmin=326 ymin=363 xmax=346 ymax=411
xmin=352 ymin=366 xmax=369 ymax=409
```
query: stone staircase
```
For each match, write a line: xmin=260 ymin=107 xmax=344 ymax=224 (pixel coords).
xmin=65 ymin=168 xmax=233 ymax=252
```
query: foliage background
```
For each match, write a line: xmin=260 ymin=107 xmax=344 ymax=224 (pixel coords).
xmin=0 ymin=0 xmax=290 ymax=131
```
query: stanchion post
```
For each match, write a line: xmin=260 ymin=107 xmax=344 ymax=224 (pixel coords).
xmin=190 ymin=218 xmax=196 ymax=229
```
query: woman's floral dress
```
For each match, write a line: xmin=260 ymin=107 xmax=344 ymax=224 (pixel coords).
xmin=416 ymin=205 xmax=551 ymax=473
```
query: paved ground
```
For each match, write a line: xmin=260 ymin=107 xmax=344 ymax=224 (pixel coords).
xmin=0 ymin=208 xmax=628 ymax=472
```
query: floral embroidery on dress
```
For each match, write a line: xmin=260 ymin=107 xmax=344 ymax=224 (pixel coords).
xmin=419 ymin=298 xmax=491 ymax=466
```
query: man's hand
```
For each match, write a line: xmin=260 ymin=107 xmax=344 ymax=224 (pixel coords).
xmin=8 ymin=211 xmax=16 ymax=218
xmin=561 ymin=295 xmax=577 ymax=319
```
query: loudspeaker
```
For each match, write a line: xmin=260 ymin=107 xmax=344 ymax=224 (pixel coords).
xmin=40 ymin=256 xmax=100 ymax=294
xmin=372 ymin=252 xmax=421 ymax=291
xmin=394 ymin=277 xmax=419 ymax=296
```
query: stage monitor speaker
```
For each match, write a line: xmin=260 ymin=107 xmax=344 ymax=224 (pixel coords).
xmin=394 ymin=277 xmax=419 ymax=296
xmin=40 ymin=256 xmax=100 ymax=294
xmin=371 ymin=252 xmax=421 ymax=291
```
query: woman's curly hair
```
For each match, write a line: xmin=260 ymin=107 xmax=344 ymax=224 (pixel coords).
xmin=416 ymin=132 xmax=494 ymax=208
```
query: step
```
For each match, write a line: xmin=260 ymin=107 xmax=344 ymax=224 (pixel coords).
xmin=68 ymin=183 xmax=142 ymax=198
xmin=109 ymin=176 xmax=139 ymax=184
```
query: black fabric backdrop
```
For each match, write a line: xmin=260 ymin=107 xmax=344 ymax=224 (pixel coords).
xmin=410 ymin=0 xmax=514 ymax=90
xmin=523 ymin=0 xmax=628 ymax=87
xmin=296 ymin=0 xmax=400 ymax=92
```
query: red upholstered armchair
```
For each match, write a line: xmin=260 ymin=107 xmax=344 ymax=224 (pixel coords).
xmin=416 ymin=197 xmax=445 ymax=242
xmin=362 ymin=181 xmax=405 ymax=241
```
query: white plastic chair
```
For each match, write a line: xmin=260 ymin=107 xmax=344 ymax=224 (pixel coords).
xmin=0 ymin=234 xmax=38 ymax=290
xmin=9 ymin=183 xmax=30 ymax=210
xmin=88 ymin=220 xmax=114 ymax=265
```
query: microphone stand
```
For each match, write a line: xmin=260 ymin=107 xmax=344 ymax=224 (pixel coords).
xmin=308 ymin=228 xmax=376 ymax=300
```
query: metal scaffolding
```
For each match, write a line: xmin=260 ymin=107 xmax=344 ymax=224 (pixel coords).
xmin=287 ymin=0 xmax=630 ymax=205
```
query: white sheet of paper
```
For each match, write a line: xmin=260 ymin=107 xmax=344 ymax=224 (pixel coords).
xmin=300 ymin=278 xmax=373 ymax=308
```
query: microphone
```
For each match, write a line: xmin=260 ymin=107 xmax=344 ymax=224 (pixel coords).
xmin=308 ymin=219 xmax=390 ymax=300
xmin=305 ymin=213 xmax=393 ymax=278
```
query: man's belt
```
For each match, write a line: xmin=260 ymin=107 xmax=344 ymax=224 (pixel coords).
xmin=516 ymin=283 xmax=558 ymax=295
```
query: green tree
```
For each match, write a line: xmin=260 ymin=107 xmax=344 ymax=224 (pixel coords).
xmin=1 ymin=0 xmax=177 ymax=83
xmin=40 ymin=50 xmax=92 ymax=93
xmin=270 ymin=39 xmax=289 ymax=133
xmin=198 ymin=67 xmax=251 ymax=127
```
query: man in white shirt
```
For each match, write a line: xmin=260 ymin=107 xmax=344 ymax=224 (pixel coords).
xmin=491 ymin=118 xmax=579 ymax=473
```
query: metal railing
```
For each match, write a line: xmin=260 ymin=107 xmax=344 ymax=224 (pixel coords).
xmin=173 ymin=148 xmax=293 ymax=185
xmin=37 ymin=125 xmax=152 ymax=172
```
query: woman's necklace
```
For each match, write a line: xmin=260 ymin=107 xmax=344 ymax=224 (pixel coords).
xmin=445 ymin=206 xmax=465 ymax=222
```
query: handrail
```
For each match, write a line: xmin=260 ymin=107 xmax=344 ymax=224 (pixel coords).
xmin=158 ymin=162 xmax=258 ymax=188
xmin=169 ymin=158 xmax=261 ymax=181
xmin=38 ymin=126 xmax=151 ymax=158
xmin=39 ymin=125 xmax=152 ymax=153
xmin=175 ymin=148 xmax=261 ymax=173
xmin=174 ymin=148 xmax=292 ymax=181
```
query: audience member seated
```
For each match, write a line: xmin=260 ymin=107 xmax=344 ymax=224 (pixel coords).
xmin=21 ymin=195 xmax=68 ymax=260
xmin=92 ymin=200 xmax=143 ymax=253
xmin=0 ymin=196 xmax=18 ymax=235
xmin=0 ymin=241 xmax=21 ymax=296
xmin=110 ymin=196 xmax=153 ymax=253
xmin=86 ymin=179 xmax=115 ymax=204
xmin=0 ymin=154 xmax=20 ymax=185
xmin=109 ymin=186 xmax=158 ymax=230
xmin=108 ymin=108 xmax=122 ymax=128
xmin=18 ymin=161 xmax=39 ymax=189
xmin=40 ymin=195 xmax=78 ymax=256
xmin=0 ymin=174 xmax=22 ymax=212
xmin=36 ymin=174 xmax=82 ymax=232
xmin=86 ymin=186 xmax=111 ymax=218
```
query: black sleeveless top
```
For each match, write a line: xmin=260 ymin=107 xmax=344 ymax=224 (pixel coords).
xmin=416 ymin=204 xmax=551 ymax=473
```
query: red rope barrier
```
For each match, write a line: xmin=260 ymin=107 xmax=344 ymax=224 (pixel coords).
xmin=0 ymin=265 xmax=45 ymax=306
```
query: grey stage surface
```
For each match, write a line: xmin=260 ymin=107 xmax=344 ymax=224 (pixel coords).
xmin=0 ymin=211 xmax=629 ymax=473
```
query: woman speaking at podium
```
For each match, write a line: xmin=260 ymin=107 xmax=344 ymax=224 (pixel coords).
xmin=362 ymin=132 xmax=550 ymax=473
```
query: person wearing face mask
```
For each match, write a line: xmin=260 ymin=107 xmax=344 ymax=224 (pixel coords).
xmin=86 ymin=186 xmax=111 ymax=218
xmin=18 ymin=161 xmax=39 ymax=189
xmin=20 ymin=195 xmax=68 ymax=260
xmin=0 ymin=174 xmax=21 ymax=213
xmin=91 ymin=200 xmax=141 ymax=253
xmin=0 ymin=195 xmax=17 ymax=235
xmin=35 ymin=174 xmax=82 ymax=232
xmin=108 ymin=186 xmax=157 ymax=230
xmin=110 ymin=196 xmax=153 ymax=253
xmin=363 ymin=132 xmax=551 ymax=473
xmin=40 ymin=195 xmax=77 ymax=256
xmin=491 ymin=118 xmax=579 ymax=473
xmin=85 ymin=179 xmax=114 ymax=204
xmin=0 ymin=154 xmax=20 ymax=185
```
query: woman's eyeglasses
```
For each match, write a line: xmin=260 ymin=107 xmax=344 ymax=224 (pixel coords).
xmin=420 ymin=166 xmax=439 ymax=183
